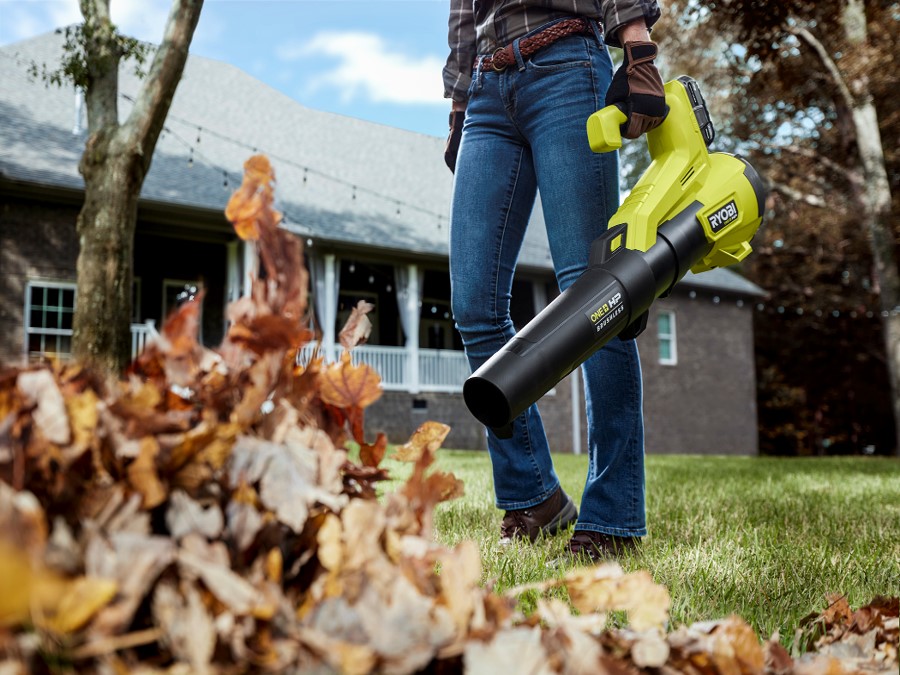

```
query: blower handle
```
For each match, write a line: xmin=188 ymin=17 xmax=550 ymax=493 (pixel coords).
xmin=586 ymin=104 xmax=628 ymax=153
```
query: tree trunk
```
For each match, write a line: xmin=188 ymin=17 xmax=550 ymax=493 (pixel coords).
xmin=794 ymin=7 xmax=900 ymax=455
xmin=72 ymin=138 xmax=142 ymax=374
xmin=842 ymin=0 xmax=900 ymax=456
xmin=70 ymin=0 xmax=204 ymax=377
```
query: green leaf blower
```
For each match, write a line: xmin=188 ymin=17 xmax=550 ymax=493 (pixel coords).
xmin=463 ymin=76 xmax=766 ymax=437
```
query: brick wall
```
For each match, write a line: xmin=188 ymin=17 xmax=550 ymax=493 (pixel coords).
xmin=0 ymin=194 xmax=80 ymax=365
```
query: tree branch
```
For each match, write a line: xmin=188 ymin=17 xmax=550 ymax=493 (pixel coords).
xmin=764 ymin=142 xmax=863 ymax=187
xmin=769 ymin=181 xmax=828 ymax=209
xmin=789 ymin=26 xmax=856 ymax=112
xmin=122 ymin=0 xmax=203 ymax=167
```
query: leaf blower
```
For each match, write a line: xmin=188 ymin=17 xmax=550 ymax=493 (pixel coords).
xmin=463 ymin=76 xmax=766 ymax=437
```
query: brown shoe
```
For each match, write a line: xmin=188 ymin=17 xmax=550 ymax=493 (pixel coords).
xmin=567 ymin=530 xmax=640 ymax=562
xmin=499 ymin=487 xmax=578 ymax=544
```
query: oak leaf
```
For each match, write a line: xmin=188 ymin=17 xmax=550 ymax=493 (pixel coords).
xmin=319 ymin=351 xmax=382 ymax=410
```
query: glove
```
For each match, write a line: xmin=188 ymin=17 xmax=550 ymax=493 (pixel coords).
xmin=605 ymin=41 xmax=668 ymax=139
xmin=444 ymin=110 xmax=464 ymax=173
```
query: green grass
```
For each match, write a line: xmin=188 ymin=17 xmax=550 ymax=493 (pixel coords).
xmin=378 ymin=450 xmax=900 ymax=646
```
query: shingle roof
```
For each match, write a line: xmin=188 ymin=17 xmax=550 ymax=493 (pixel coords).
xmin=0 ymin=31 xmax=763 ymax=296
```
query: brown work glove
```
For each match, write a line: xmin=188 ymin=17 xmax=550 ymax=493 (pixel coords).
xmin=605 ymin=41 xmax=668 ymax=139
xmin=444 ymin=110 xmax=464 ymax=173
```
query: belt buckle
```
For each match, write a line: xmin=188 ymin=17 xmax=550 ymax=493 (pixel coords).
xmin=491 ymin=47 xmax=507 ymax=72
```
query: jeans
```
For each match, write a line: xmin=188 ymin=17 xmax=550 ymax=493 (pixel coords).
xmin=449 ymin=19 xmax=646 ymax=537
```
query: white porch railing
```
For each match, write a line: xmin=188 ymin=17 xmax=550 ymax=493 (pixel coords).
xmin=130 ymin=320 xmax=159 ymax=358
xmin=297 ymin=343 xmax=470 ymax=393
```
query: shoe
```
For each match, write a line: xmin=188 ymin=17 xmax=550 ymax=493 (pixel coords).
xmin=567 ymin=530 xmax=640 ymax=562
xmin=499 ymin=486 xmax=578 ymax=544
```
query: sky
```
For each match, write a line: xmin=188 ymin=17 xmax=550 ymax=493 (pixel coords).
xmin=0 ymin=0 xmax=452 ymax=137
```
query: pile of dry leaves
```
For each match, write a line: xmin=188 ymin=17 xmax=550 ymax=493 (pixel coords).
xmin=1 ymin=156 xmax=897 ymax=674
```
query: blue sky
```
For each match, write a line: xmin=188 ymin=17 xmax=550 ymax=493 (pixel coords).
xmin=0 ymin=0 xmax=452 ymax=137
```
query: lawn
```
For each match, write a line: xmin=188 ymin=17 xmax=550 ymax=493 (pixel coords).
xmin=380 ymin=451 xmax=900 ymax=648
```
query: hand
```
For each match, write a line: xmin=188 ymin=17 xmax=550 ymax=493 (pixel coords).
xmin=604 ymin=41 xmax=668 ymax=139
xmin=444 ymin=110 xmax=464 ymax=173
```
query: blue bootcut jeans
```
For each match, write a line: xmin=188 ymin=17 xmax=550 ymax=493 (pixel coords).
xmin=449 ymin=18 xmax=646 ymax=538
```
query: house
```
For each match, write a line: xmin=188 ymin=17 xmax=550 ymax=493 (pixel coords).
xmin=0 ymin=32 xmax=766 ymax=455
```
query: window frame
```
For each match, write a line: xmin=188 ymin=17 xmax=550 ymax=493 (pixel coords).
xmin=657 ymin=309 xmax=678 ymax=366
xmin=23 ymin=279 xmax=77 ymax=361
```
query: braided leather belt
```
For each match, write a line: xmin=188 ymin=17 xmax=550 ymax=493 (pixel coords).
xmin=479 ymin=17 xmax=594 ymax=73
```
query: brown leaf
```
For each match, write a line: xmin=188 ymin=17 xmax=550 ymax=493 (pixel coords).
xmin=152 ymin=580 xmax=216 ymax=673
xmin=338 ymin=300 xmax=374 ymax=351
xmin=165 ymin=490 xmax=224 ymax=541
xmin=84 ymin=531 xmax=176 ymax=637
xmin=126 ymin=437 xmax=168 ymax=510
xmin=394 ymin=421 xmax=451 ymax=463
xmin=319 ymin=351 xmax=382 ymax=410
xmin=0 ymin=484 xmax=47 ymax=561
xmin=224 ymin=155 xmax=278 ymax=241
xmin=16 ymin=369 xmax=70 ymax=445
xmin=177 ymin=535 xmax=268 ymax=617
xmin=64 ymin=387 xmax=100 ymax=460
xmin=359 ymin=432 xmax=387 ymax=468
xmin=464 ymin=627 xmax=554 ymax=675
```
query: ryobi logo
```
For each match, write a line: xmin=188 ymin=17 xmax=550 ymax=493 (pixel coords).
xmin=589 ymin=292 xmax=622 ymax=324
xmin=708 ymin=199 xmax=739 ymax=232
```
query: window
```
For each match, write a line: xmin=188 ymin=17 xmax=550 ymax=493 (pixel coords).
xmin=658 ymin=310 xmax=677 ymax=365
xmin=24 ymin=281 xmax=76 ymax=361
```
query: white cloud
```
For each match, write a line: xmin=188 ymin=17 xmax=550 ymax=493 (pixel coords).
xmin=0 ymin=0 xmax=175 ymax=45
xmin=107 ymin=1 xmax=172 ymax=43
xmin=280 ymin=30 xmax=445 ymax=106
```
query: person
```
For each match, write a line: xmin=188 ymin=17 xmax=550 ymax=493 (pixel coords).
xmin=443 ymin=0 xmax=666 ymax=561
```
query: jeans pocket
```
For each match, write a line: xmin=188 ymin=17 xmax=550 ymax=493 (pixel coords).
xmin=527 ymin=36 xmax=591 ymax=72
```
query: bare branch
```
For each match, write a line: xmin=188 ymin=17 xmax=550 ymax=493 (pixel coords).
xmin=769 ymin=182 xmax=828 ymax=209
xmin=790 ymin=26 xmax=856 ymax=112
xmin=764 ymin=142 xmax=863 ymax=187
xmin=123 ymin=0 xmax=203 ymax=167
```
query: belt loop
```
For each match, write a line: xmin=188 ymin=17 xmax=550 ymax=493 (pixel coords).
xmin=589 ymin=19 xmax=604 ymax=47
xmin=512 ymin=37 xmax=526 ymax=71
xmin=474 ymin=57 xmax=484 ymax=89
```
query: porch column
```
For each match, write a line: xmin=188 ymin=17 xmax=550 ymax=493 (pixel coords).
xmin=226 ymin=241 xmax=241 ymax=304
xmin=406 ymin=263 xmax=421 ymax=394
xmin=322 ymin=253 xmax=338 ymax=362
xmin=396 ymin=263 xmax=421 ymax=394
xmin=241 ymin=241 xmax=256 ymax=297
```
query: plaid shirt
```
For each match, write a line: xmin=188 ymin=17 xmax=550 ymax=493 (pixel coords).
xmin=443 ymin=0 xmax=662 ymax=102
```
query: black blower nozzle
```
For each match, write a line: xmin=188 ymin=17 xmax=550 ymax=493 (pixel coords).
xmin=463 ymin=205 xmax=712 ymax=436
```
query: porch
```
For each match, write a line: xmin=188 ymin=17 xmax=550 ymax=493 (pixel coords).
xmin=298 ymin=343 xmax=470 ymax=393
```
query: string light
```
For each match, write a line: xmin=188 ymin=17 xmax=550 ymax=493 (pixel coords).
xmin=141 ymin=96 xmax=449 ymax=223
